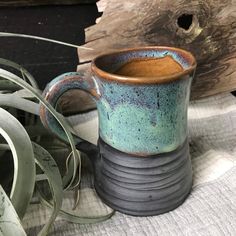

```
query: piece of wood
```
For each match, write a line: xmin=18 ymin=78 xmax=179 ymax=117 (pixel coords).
xmin=0 ymin=0 xmax=97 ymax=7
xmin=77 ymin=0 xmax=236 ymax=100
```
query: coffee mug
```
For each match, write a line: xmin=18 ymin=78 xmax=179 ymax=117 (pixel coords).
xmin=40 ymin=46 xmax=197 ymax=216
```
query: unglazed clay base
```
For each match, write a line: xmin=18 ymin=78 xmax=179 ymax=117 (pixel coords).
xmin=93 ymin=138 xmax=192 ymax=216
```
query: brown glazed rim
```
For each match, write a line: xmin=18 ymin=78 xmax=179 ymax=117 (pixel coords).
xmin=91 ymin=46 xmax=197 ymax=84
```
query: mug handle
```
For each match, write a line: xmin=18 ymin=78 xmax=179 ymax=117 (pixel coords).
xmin=39 ymin=71 xmax=99 ymax=155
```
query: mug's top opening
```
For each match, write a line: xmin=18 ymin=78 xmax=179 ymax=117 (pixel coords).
xmin=91 ymin=46 xmax=197 ymax=84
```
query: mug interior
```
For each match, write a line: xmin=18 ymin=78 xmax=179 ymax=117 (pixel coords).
xmin=92 ymin=46 xmax=196 ymax=84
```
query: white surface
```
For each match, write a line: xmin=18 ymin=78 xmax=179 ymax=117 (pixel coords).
xmin=24 ymin=92 xmax=236 ymax=235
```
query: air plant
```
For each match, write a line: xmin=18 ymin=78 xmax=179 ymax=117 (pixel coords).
xmin=0 ymin=33 xmax=114 ymax=236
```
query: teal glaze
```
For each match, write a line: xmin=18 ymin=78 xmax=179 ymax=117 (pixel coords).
xmin=39 ymin=71 xmax=96 ymax=145
xmin=95 ymin=77 xmax=192 ymax=154
xmin=40 ymin=46 xmax=196 ymax=155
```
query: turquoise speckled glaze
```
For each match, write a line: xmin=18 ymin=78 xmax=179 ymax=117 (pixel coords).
xmin=96 ymin=78 xmax=192 ymax=155
xmin=40 ymin=46 xmax=196 ymax=155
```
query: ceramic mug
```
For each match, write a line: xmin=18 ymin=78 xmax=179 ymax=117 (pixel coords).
xmin=40 ymin=46 xmax=196 ymax=216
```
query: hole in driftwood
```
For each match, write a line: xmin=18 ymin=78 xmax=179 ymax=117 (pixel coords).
xmin=177 ymin=14 xmax=193 ymax=30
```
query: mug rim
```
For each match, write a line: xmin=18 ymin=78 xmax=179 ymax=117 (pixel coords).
xmin=91 ymin=46 xmax=197 ymax=84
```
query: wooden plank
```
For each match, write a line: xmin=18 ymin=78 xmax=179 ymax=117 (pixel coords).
xmin=0 ymin=0 xmax=97 ymax=7
xmin=77 ymin=0 xmax=236 ymax=100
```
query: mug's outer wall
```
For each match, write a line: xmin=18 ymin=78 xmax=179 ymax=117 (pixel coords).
xmin=95 ymin=76 xmax=192 ymax=155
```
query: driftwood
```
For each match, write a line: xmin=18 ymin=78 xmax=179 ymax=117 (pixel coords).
xmin=76 ymin=0 xmax=236 ymax=100
xmin=0 ymin=0 xmax=96 ymax=7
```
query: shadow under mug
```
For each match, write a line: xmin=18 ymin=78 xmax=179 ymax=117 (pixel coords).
xmin=40 ymin=46 xmax=197 ymax=216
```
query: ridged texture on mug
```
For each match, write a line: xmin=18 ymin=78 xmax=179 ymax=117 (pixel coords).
xmin=93 ymin=138 xmax=192 ymax=216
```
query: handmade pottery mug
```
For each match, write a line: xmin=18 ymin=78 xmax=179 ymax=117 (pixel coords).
xmin=40 ymin=46 xmax=197 ymax=216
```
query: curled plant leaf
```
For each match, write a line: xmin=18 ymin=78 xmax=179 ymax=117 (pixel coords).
xmin=0 ymin=108 xmax=35 ymax=219
xmin=0 ymin=185 xmax=27 ymax=236
xmin=0 ymin=32 xmax=93 ymax=51
xmin=33 ymin=142 xmax=63 ymax=236
xmin=0 ymin=93 xmax=39 ymax=115
xmin=0 ymin=58 xmax=39 ymax=89
xmin=38 ymin=188 xmax=115 ymax=225
xmin=0 ymin=67 xmax=80 ymax=190
xmin=0 ymin=79 xmax=20 ymax=91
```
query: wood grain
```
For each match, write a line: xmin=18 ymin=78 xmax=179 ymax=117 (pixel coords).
xmin=77 ymin=0 xmax=236 ymax=100
xmin=0 ymin=0 xmax=96 ymax=7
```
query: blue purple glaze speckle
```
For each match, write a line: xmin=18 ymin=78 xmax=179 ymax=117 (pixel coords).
xmin=95 ymin=76 xmax=192 ymax=154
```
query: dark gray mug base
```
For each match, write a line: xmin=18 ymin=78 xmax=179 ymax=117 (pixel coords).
xmin=93 ymin=138 xmax=192 ymax=216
